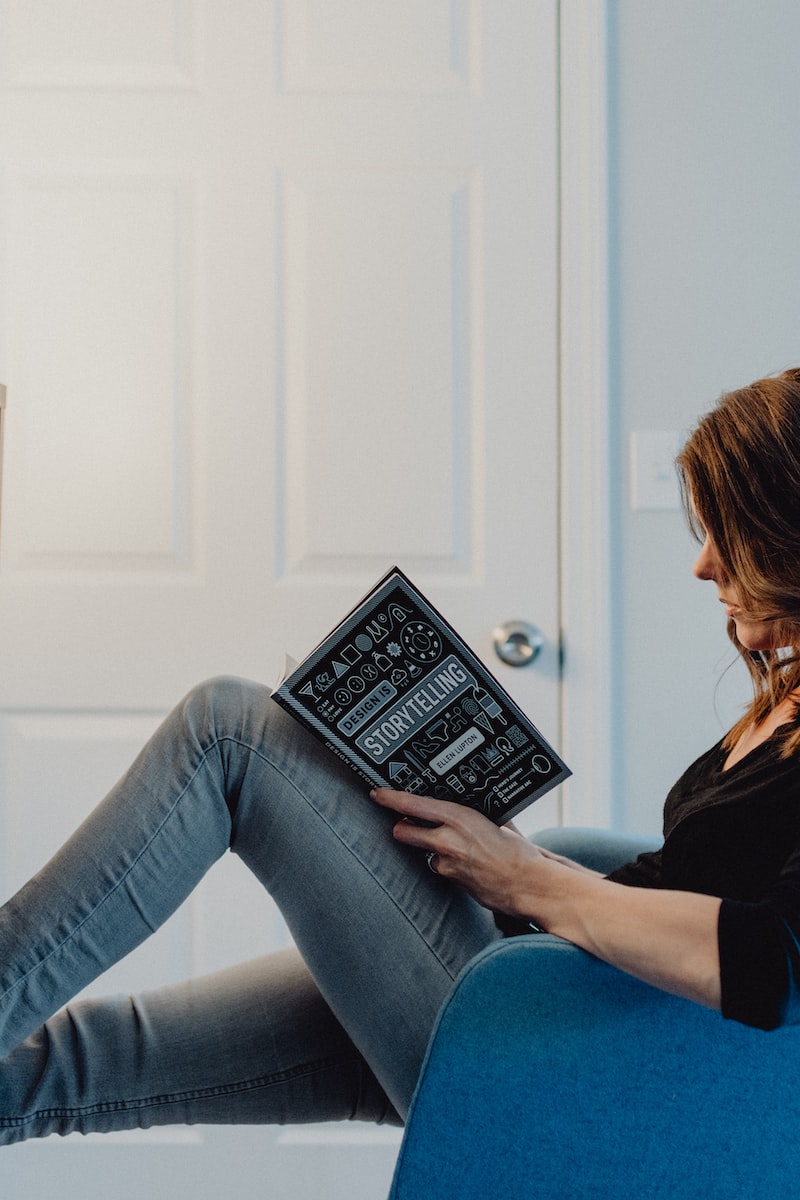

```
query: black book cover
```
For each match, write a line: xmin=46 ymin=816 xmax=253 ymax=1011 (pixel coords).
xmin=272 ymin=567 xmax=570 ymax=824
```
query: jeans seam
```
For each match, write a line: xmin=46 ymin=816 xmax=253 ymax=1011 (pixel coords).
xmin=234 ymin=736 xmax=462 ymax=984
xmin=0 ymin=1051 xmax=356 ymax=1128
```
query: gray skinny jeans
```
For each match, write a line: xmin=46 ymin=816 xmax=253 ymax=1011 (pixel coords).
xmin=0 ymin=676 xmax=651 ymax=1144
xmin=0 ymin=677 xmax=501 ymax=1141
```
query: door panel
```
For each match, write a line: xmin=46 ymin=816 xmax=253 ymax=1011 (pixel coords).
xmin=0 ymin=3 xmax=560 ymax=1196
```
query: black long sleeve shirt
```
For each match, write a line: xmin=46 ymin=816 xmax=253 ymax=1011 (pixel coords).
xmin=607 ymin=735 xmax=800 ymax=1030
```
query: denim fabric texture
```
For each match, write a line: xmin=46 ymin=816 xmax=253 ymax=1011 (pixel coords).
xmin=0 ymin=677 xmax=506 ymax=1142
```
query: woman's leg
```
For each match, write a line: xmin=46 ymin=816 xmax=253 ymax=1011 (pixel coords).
xmin=0 ymin=677 xmax=499 ymax=1128
xmin=0 ymin=949 xmax=399 ymax=1143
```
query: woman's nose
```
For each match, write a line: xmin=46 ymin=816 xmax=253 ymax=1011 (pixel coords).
xmin=693 ymin=537 xmax=718 ymax=581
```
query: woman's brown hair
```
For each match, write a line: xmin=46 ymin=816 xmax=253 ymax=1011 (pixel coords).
xmin=676 ymin=367 xmax=800 ymax=756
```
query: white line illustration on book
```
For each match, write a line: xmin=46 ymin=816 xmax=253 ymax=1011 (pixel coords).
xmin=314 ymin=671 xmax=335 ymax=693
xmin=272 ymin=567 xmax=571 ymax=824
xmin=505 ymin=725 xmax=528 ymax=748
xmin=401 ymin=621 xmax=443 ymax=663
xmin=461 ymin=697 xmax=494 ymax=734
xmin=473 ymin=685 xmax=507 ymax=725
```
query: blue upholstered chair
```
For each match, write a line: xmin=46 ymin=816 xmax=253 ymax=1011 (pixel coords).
xmin=388 ymin=830 xmax=800 ymax=1199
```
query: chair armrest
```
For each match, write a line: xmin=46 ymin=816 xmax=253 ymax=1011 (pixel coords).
xmin=390 ymin=935 xmax=800 ymax=1199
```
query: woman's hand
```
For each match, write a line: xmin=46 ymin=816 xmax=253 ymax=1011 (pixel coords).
xmin=371 ymin=786 xmax=723 ymax=1011
xmin=370 ymin=787 xmax=547 ymax=918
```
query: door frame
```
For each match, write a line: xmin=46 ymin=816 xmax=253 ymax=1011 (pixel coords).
xmin=559 ymin=0 xmax=614 ymax=828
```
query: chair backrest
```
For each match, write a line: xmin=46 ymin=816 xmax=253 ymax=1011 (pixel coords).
xmin=390 ymin=936 xmax=800 ymax=1199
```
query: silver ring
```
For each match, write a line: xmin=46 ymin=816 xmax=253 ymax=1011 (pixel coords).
xmin=426 ymin=851 xmax=439 ymax=874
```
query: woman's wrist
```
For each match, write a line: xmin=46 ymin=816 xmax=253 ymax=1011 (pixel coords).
xmin=506 ymin=853 xmax=587 ymax=932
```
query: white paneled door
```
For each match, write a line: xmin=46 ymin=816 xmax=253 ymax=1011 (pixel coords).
xmin=0 ymin=3 xmax=560 ymax=1197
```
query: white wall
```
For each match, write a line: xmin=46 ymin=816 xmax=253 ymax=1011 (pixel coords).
xmin=608 ymin=0 xmax=800 ymax=832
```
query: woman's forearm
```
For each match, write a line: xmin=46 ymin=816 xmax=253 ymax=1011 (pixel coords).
xmin=371 ymin=789 xmax=722 ymax=1011
xmin=521 ymin=859 xmax=722 ymax=1010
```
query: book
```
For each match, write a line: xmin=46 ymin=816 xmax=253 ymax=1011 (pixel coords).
xmin=272 ymin=566 xmax=571 ymax=824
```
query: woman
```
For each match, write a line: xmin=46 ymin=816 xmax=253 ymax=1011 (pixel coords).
xmin=1 ymin=368 xmax=799 ymax=1142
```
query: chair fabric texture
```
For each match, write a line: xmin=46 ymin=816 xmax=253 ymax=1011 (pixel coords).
xmin=389 ymin=842 xmax=799 ymax=1198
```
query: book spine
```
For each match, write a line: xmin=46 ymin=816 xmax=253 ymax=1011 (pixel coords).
xmin=318 ymin=738 xmax=383 ymax=789
xmin=272 ymin=689 xmax=385 ymax=790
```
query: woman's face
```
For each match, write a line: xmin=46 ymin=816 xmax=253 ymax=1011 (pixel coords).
xmin=692 ymin=535 xmax=783 ymax=652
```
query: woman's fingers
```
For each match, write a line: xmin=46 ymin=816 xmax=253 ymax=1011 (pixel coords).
xmin=370 ymin=786 xmax=456 ymax=826
xmin=370 ymin=787 xmax=487 ymax=852
xmin=370 ymin=786 xmax=536 ymax=914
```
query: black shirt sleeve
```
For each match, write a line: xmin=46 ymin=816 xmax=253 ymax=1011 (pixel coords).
xmin=717 ymin=844 xmax=800 ymax=1031
xmin=717 ymin=900 xmax=791 ymax=1030
xmin=607 ymin=742 xmax=800 ymax=1031
xmin=607 ymin=846 xmax=800 ymax=1029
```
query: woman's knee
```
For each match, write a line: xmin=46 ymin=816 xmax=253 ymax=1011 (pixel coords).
xmin=179 ymin=675 xmax=269 ymax=739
